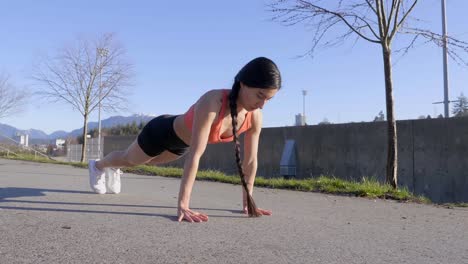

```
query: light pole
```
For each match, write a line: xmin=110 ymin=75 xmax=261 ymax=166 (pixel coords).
xmin=97 ymin=48 xmax=108 ymax=159
xmin=302 ymin=90 xmax=307 ymax=125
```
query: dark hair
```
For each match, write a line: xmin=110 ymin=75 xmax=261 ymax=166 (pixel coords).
xmin=228 ymin=57 xmax=281 ymax=217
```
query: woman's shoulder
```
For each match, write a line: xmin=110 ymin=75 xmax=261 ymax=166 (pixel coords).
xmin=249 ymin=109 xmax=263 ymax=129
xmin=196 ymin=89 xmax=227 ymax=110
xmin=202 ymin=89 xmax=229 ymax=98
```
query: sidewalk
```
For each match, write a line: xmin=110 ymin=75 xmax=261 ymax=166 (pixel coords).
xmin=1 ymin=158 xmax=467 ymax=264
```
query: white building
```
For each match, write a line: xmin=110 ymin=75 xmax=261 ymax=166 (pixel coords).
xmin=15 ymin=133 xmax=29 ymax=147
xmin=295 ymin=113 xmax=306 ymax=126
xmin=56 ymin=139 xmax=66 ymax=149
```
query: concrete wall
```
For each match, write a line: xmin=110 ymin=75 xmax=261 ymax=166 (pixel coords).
xmin=103 ymin=117 xmax=468 ymax=203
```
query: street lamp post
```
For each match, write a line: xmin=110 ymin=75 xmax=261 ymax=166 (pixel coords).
xmin=302 ymin=90 xmax=307 ymax=125
xmin=97 ymin=48 xmax=108 ymax=159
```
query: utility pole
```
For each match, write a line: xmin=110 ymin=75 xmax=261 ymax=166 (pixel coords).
xmin=433 ymin=0 xmax=456 ymax=117
xmin=97 ymin=48 xmax=108 ymax=159
xmin=441 ymin=0 xmax=449 ymax=118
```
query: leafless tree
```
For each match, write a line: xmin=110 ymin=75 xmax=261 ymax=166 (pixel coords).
xmin=33 ymin=33 xmax=134 ymax=162
xmin=0 ymin=72 xmax=27 ymax=120
xmin=269 ymin=0 xmax=468 ymax=188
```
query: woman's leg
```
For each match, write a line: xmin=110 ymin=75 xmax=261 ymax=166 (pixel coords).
xmin=95 ymin=140 xmax=153 ymax=170
xmin=144 ymin=150 xmax=183 ymax=165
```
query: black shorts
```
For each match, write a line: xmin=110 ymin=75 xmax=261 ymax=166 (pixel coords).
xmin=137 ymin=115 xmax=189 ymax=157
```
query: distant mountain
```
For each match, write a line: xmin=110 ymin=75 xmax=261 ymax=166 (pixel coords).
xmin=0 ymin=123 xmax=18 ymax=138
xmin=24 ymin=129 xmax=49 ymax=140
xmin=0 ymin=125 xmax=48 ymax=140
xmin=67 ymin=114 xmax=155 ymax=137
xmin=0 ymin=114 xmax=155 ymax=141
xmin=49 ymin=130 xmax=69 ymax=139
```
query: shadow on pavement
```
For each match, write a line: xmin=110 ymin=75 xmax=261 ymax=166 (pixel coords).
xmin=0 ymin=187 xmax=89 ymax=200
xmin=0 ymin=187 xmax=245 ymax=220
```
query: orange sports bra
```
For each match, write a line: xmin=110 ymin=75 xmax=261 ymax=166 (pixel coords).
xmin=184 ymin=89 xmax=252 ymax=144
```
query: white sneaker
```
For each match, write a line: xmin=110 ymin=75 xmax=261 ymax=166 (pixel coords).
xmin=106 ymin=168 xmax=122 ymax=194
xmin=88 ymin=159 xmax=106 ymax=194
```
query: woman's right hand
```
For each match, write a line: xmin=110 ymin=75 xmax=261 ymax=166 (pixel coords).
xmin=177 ymin=207 xmax=209 ymax=223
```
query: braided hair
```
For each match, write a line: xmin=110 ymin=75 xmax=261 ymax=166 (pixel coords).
xmin=228 ymin=57 xmax=281 ymax=217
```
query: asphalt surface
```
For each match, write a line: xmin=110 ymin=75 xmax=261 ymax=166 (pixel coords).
xmin=1 ymin=158 xmax=467 ymax=264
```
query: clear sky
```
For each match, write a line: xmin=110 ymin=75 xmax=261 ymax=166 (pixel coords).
xmin=1 ymin=0 xmax=467 ymax=134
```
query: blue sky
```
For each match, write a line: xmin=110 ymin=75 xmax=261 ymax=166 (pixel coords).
xmin=1 ymin=0 xmax=467 ymax=134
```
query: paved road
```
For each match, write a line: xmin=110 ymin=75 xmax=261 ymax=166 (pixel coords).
xmin=1 ymin=158 xmax=467 ymax=264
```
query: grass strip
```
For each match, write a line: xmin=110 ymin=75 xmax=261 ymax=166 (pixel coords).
xmin=0 ymin=153 xmax=433 ymax=204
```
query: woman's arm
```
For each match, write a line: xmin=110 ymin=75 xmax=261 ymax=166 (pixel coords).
xmin=242 ymin=110 xmax=261 ymax=197
xmin=241 ymin=110 xmax=272 ymax=215
xmin=177 ymin=91 xmax=219 ymax=222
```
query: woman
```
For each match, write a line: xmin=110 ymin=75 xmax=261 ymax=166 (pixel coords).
xmin=88 ymin=57 xmax=282 ymax=222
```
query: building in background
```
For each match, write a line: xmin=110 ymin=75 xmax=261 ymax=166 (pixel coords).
xmin=14 ymin=133 xmax=29 ymax=147
xmin=55 ymin=139 xmax=66 ymax=149
xmin=295 ymin=113 xmax=306 ymax=126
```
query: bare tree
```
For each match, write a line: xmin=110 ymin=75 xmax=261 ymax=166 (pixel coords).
xmin=269 ymin=0 xmax=468 ymax=188
xmin=0 ymin=72 xmax=27 ymax=120
xmin=33 ymin=33 xmax=134 ymax=162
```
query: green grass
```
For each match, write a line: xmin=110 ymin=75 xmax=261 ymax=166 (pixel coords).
xmin=0 ymin=153 xmax=81 ymax=166
xmin=0 ymin=153 xmax=433 ymax=204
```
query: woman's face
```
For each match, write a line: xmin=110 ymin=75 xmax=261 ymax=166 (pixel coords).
xmin=239 ymin=82 xmax=279 ymax=111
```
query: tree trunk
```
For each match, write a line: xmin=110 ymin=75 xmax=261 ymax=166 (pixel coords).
xmin=382 ymin=44 xmax=398 ymax=188
xmin=80 ymin=114 xmax=88 ymax=163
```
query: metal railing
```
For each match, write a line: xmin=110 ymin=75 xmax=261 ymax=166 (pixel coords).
xmin=0 ymin=132 xmax=53 ymax=160
xmin=0 ymin=145 xmax=19 ymax=157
